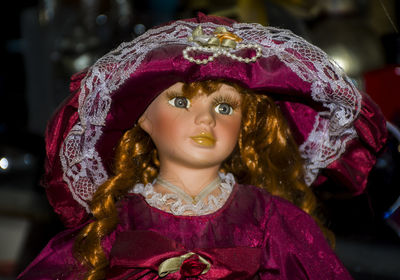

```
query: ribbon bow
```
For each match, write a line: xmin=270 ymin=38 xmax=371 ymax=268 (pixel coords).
xmin=109 ymin=230 xmax=261 ymax=279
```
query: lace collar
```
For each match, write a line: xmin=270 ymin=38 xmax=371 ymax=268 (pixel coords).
xmin=130 ymin=173 xmax=235 ymax=216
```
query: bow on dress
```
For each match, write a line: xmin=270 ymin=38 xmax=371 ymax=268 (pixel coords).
xmin=107 ymin=230 xmax=262 ymax=279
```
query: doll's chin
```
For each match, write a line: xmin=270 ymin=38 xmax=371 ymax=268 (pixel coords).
xmin=188 ymin=143 xmax=235 ymax=163
xmin=182 ymin=153 xmax=230 ymax=169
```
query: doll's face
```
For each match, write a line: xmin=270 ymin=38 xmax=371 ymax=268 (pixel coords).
xmin=139 ymin=82 xmax=242 ymax=170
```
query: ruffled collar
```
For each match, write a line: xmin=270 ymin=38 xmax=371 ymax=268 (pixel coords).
xmin=130 ymin=173 xmax=235 ymax=216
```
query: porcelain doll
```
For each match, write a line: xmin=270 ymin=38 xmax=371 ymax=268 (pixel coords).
xmin=18 ymin=13 xmax=387 ymax=279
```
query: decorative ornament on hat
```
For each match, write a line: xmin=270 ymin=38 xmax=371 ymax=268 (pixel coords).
xmin=183 ymin=25 xmax=262 ymax=64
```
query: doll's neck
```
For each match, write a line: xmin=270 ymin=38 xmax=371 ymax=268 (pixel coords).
xmin=156 ymin=164 xmax=221 ymax=197
xmin=156 ymin=176 xmax=222 ymax=204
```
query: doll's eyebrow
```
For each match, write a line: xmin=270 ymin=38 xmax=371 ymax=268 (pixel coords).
xmin=165 ymin=90 xmax=196 ymax=99
xmin=165 ymin=91 xmax=181 ymax=98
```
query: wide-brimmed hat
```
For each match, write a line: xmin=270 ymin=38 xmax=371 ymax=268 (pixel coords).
xmin=43 ymin=13 xmax=387 ymax=227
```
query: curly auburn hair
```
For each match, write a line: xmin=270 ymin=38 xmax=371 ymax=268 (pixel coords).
xmin=74 ymin=80 xmax=333 ymax=280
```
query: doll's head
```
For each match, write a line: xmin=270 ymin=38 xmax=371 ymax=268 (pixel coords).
xmin=138 ymin=82 xmax=242 ymax=173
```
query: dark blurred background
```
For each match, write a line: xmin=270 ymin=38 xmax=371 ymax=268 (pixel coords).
xmin=1 ymin=0 xmax=400 ymax=279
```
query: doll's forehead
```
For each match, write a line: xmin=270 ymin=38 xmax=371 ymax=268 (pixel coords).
xmin=160 ymin=81 xmax=243 ymax=99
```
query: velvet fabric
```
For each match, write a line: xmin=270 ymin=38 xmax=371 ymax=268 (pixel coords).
xmin=41 ymin=14 xmax=387 ymax=228
xmin=18 ymin=185 xmax=353 ymax=279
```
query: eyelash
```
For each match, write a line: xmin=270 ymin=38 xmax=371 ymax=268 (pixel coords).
xmin=212 ymin=95 xmax=240 ymax=110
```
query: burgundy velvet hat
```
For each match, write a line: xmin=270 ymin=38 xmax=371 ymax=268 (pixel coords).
xmin=43 ymin=13 xmax=387 ymax=227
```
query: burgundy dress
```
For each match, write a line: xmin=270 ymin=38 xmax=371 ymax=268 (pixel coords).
xmin=18 ymin=184 xmax=353 ymax=279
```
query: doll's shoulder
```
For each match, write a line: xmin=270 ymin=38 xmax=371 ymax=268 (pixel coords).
xmin=236 ymin=184 xmax=310 ymax=216
xmin=236 ymin=184 xmax=320 ymax=231
xmin=238 ymin=185 xmax=325 ymax=247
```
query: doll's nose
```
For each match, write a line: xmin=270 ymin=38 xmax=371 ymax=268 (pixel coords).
xmin=194 ymin=108 xmax=216 ymax=127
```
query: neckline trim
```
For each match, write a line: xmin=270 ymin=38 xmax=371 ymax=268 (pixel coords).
xmin=130 ymin=173 xmax=236 ymax=216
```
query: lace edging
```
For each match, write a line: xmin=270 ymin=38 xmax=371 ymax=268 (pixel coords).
xmin=129 ymin=173 xmax=235 ymax=216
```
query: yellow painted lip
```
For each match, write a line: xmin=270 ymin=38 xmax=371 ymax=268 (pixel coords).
xmin=190 ymin=132 xmax=216 ymax=147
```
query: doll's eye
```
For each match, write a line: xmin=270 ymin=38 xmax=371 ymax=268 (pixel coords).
xmin=215 ymin=103 xmax=233 ymax=115
xmin=168 ymin=97 xmax=191 ymax=109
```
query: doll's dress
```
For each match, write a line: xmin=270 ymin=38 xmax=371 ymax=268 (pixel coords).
xmin=17 ymin=175 xmax=353 ymax=280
